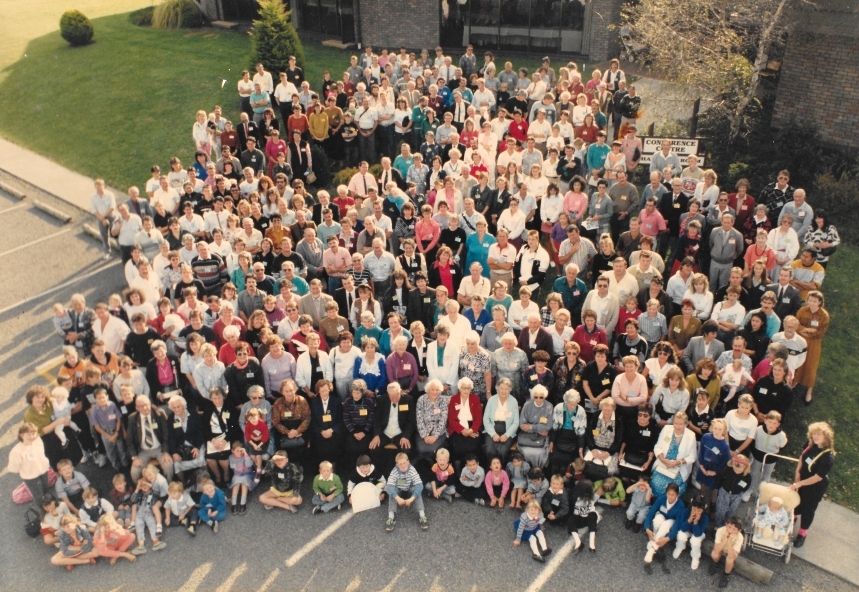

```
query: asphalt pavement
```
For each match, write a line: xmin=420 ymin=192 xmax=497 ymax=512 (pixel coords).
xmin=0 ymin=174 xmax=856 ymax=592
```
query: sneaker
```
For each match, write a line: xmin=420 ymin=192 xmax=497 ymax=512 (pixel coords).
xmin=263 ymin=504 xmax=273 ymax=511
xmin=691 ymin=558 xmax=700 ymax=570
xmin=155 ymin=525 xmax=163 ymax=536
xmin=254 ymin=473 xmax=261 ymax=484
xmin=213 ymin=521 xmax=219 ymax=534
xmin=773 ymin=540 xmax=784 ymax=550
xmin=445 ymin=495 xmax=453 ymax=504
xmin=131 ymin=545 xmax=147 ymax=556
xmin=793 ymin=534 xmax=806 ymax=548
xmin=625 ymin=518 xmax=634 ymax=530
xmin=709 ymin=560 xmax=721 ymax=575
xmin=532 ymin=553 xmax=545 ymax=563
xmin=719 ymin=574 xmax=731 ymax=588
xmin=61 ymin=439 xmax=69 ymax=449
xmin=475 ymin=498 xmax=486 ymax=506
xmin=187 ymin=525 xmax=196 ymax=537
xmin=152 ymin=541 xmax=167 ymax=551
xmin=632 ymin=522 xmax=642 ymax=534
xmin=385 ymin=518 xmax=396 ymax=532
xmin=127 ymin=524 xmax=136 ymax=533
xmin=419 ymin=516 xmax=429 ymax=530
xmin=79 ymin=451 xmax=90 ymax=464
xmin=312 ymin=505 xmax=321 ymax=515
xmin=96 ymin=453 xmax=107 ymax=467
xmin=102 ymin=252 xmax=112 ymax=260
xmin=336 ymin=504 xmax=341 ymax=511
xmin=181 ymin=517 xmax=189 ymax=527
xmin=741 ymin=493 xmax=751 ymax=503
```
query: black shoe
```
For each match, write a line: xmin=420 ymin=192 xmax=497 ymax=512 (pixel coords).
xmin=632 ymin=522 xmax=642 ymax=534
xmin=793 ymin=534 xmax=806 ymax=548
xmin=239 ymin=504 xmax=247 ymax=515
xmin=532 ymin=553 xmax=545 ymax=563
xmin=589 ymin=546 xmax=596 ymax=553
xmin=804 ymin=398 xmax=813 ymax=407
xmin=709 ymin=560 xmax=721 ymax=575
xmin=660 ymin=561 xmax=671 ymax=574
xmin=625 ymin=518 xmax=634 ymax=530
xmin=541 ymin=546 xmax=552 ymax=557
xmin=719 ymin=573 xmax=731 ymax=588
xmin=644 ymin=563 xmax=653 ymax=574
xmin=231 ymin=504 xmax=238 ymax=515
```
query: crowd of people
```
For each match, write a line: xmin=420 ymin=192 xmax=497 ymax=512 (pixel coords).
xmin=8 ymin=45 xmax=842 ymax=587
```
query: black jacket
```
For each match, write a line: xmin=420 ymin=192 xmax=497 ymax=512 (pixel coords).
xmin=167 ymin=410 xmax=206 ymax=455
xmin=200 ymin=399 xmax=241 ymax=443
xmin=311 ymin=202 xmax=341 ymax=225
xmin=766 ymin=283 xmax=801 ymax=322
xmin=309 ymin=395 xmax=345 ymax=439
xmin=586 ymin=412 xmax=624 ymax=454
xmin=125 ymin=411 xmax=171 ymax=459
xmin=224 ymin=358 xmax=266 ymax=409
xmin=407 ymin=288 xmax=437 ymax=330
xmin=372 ymin=393 xmax=417 ymax=441
xmin=428 ymin=261 xmax=462 ymax=292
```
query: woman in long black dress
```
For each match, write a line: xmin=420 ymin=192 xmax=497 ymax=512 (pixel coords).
xmin=791 ymin=421 xmax=836 ymax=548
xmin=288 ymin=129 xmax=313 ymax=187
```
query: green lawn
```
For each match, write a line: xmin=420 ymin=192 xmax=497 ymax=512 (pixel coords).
xmin=0 ymin=11 xmax=855 ymax=510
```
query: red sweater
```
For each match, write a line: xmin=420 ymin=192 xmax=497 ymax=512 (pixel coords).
xmin=446 ymin=394 xmax=484 ymax=436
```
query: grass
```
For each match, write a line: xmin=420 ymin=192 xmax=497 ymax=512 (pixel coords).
xmin=0 ymin=10 xmax=855 ymax=509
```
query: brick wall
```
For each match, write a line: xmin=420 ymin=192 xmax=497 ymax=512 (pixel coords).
xmin=772 ymin=32 xmax=859 ymax=148
xmin=587 ymin=0 xmax=623 ymax=62
xmin=358 ymin=0 xmax=439 ymax=51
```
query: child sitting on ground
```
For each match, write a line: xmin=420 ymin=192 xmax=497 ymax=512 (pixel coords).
xmin=40 ymin=493 xmax=70 ymax=547
xmin=709 ymin=516 xmax=744 ymax=588
xmin=164 ymin=480 xmax=197 ymax=536
xmin=541 ymin=474 xmax=570 ymax=525
xmin=141 ymin=464 xmax=169 ymax=537
xmin=514 ymin=500 xmax=552 ymax=562
xmin=312 ymin=461 xmax=345 ymax=514
xmin=753 ymin=495 xmax=790 ymax=549
xmin=229 ymin=441 xmax=255 ymax=514
xmin=430 ymin=448 xmax=458 ymax=502
xmin=506 ymin=452 xmax=531 ymax=509
xmin=384 ymin=453 xmax=428 ymax=532
xmin=486 ymin=457 xmax=510 ymax=509
xmin=625 ymin=477 xmax=653 ymax=533
xmin=50 ymin=387 xmax=79 ymax=447
xmin=243 ymin=408 xmax=269 ymax=482
xmin=745 ymin=411 xmax=788 ymax=502
xmin=198 ymin=479 xmax=227 ymax=533
xmin=109 ymin=474 xmax=133 ymax=530
xmin=54 ymin=459 xmax=90 ymax=516
xmin=564 ymin=457 xmax=586 ymax=486
xmin=130 ymin=479 xmax=166 ymax=554
xmin=347 ymin=454 xmax=386 ymax=504
xmin=52 ymin=514 xmax=99 ymax=570
xmin=594 ymin=476 xmax=626 ymax=507
xmin=458 ymin=453 xmax=486 ymax=505
xmin=713 ymin=455 xmax=751 ymax=527
xmin=93 ymin=514 xmax=137 ymax=565
xmin=673 ymin=495 xmax=709 ymax=570
xmin=521 ymin=467 xmax=549 ymax=505
xmin=567 ymin=479 xmax=599 ymax=553
xmin=79 ymin=487 xmax=116 ymax=533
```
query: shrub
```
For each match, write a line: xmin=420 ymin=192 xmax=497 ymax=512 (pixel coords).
xmin=250 ymin=0 xmax=305 ymax=76
xmin=152 ymin=0 xmax=205 ymax=29
xmin=812 ymin=174 xmax=859 ymax=247
xmin=129 ymin=6 xmax=155 ymax=26
xmin=309 ymin=144 xmax=332 ymax=189
xmin=59 ymin=10 xmax=94 ymax=46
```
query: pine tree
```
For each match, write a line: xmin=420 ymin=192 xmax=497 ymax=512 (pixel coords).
xmin=250 ymin=0 xmax=305 ymax=74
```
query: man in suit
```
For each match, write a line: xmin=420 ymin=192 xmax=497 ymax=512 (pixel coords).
xmin=658 ymin=177 xmax=689 ymax=245
xmin=333 ymin=275 xmax=359 ymax=329
xmin=236 ymin=112 xmax=259 ymax=147
xmin=368 ymin=382 xmax=416 ymax=468
xmin=125 ymin=186 xmax=153 ymax=220
xmin=767 ymin=267 xmax=802 ymax=324
xmin=517 ymin=314 xmax=554 ymax=364
xmin=681 ymin=320 xmax=725 ymax=374
xmin=125 ymin=395 xmax=174 ymax=483
xmin=298 ymin=279 xmax=333 ymax=329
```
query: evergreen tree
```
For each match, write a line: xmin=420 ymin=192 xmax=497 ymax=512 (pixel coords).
xmin=250 ymin=0 xmax=305 ymax=75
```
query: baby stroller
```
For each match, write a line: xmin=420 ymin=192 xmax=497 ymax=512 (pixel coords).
xmin=619 ymin=25 xmax=648 ymax=64
xmin=742 ymin=453 xmax=800 ymax=563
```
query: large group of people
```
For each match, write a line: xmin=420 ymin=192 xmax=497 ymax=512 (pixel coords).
xmin=9 ymin=45 xmax=842 ymax=587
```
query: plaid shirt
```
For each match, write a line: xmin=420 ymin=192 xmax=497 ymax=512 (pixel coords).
xmin=458 ymin=348 xmax=492 ymax=397
xmin=638 ymin=312 xmax=667 ymax=345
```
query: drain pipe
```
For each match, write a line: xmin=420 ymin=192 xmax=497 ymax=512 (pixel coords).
xmin=354 ymin=0 xmax=363 ymax=49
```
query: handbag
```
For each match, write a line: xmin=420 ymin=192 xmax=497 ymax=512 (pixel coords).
xmin=12 ymin=483 xmax=33 ymax=505
xmin=818 ymin=245 xmax=836 ymax=257
xmin=517 ymin=431 xmax=546 ymax=448
xmin=24 ymin=508 xmax=41 ymax=538
xmin=624 ymin=451 xmax=649 ymax=468
xmin=584 ymin=461 xmax=609 ymax=480
xmin=306 ymin=171 xmax=317 ymax=184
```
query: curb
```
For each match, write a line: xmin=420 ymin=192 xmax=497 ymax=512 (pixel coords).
xmin=33 ymin=200 xmax=72 ymax=224
xmin=83 ymin=223 xmax=119 ymax=250
xmin=0 ymin=180 xmax=26 ymax=200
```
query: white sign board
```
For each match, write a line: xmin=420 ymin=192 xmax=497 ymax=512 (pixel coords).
xmin=639 ymin=137 xmax=703 ymax=166
xmin=350 ymin=482 xmax=382 ymax=514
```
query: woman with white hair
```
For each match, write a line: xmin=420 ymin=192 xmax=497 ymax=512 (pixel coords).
xmin=426 ymin=325 xmax=460 ymax=394
xmin=482 ymin=377 xmax=520 ymax=461
xmin=549 ymin=389 xmax=588 ymax=476
xmin=585 ymin=398 xmax=622 ymax=477
xmin=166 ymin=395 xmax=207 ymax=485
xmin=415 ymin=379 xmax=451 ymax=461
xmin=490 ymin=332 xmax=529 ymax=404
xmin=517 ymin=384 xmax=553 ymax=468
xmin=295 ymin=333 xmax=333 ymax=399
xmin=457 ymin=331 xmax=492 ymax=402
xmin=386 ymin=334 xmax=418 ymax=395
xmin=446 ymin=377 xmax=483 ymax=466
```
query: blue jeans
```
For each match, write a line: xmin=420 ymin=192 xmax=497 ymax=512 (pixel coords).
xmin=312 ymin=492 xmax=345 ymax=512
xmin=327 ymin=275 xmax=343 ymax=294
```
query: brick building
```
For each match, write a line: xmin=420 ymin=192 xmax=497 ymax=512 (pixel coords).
xmin=772 ymin=0 xmax=859 ymax=148
xmin=291 ymin=0 xmax=623 ymax=61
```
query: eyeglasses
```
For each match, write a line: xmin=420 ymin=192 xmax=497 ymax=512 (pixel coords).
xmin=249 ymin=396 xmax=262 ymax=400
xmin=532 ymin=396 xmax=546 ymax=400
xmin=638 ymin=412 xmax=651 ymax=417
xmin=236 ymin=352 xmax=248 ymax=357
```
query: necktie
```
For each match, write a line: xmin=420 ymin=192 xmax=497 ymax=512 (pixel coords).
xmin=363 ymin=175 xmax=367 ymax=196
xmin=143 ymin=417 xmax=155 ymax=449
xmin=778 ymin=287 xmax=784 ymax=301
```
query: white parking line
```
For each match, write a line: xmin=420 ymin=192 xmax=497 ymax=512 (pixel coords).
xmin=377 ymin=567 xmax=407 ymax=592
xmin=256 ymin=569 xmax=280 ymax=592
xmin=0 ymin=202 xmax=29 ymax=215
xmin=177 ymin=563 xmax=213 ymax=592
xmin=524 ymin=537 xmax=577 ymax=592
xmin=214 ymin=563 xmax=247 ymax=592
xmin=0 ymin=259 xmax=119 ymax=315
xmin=0 ymin=227 xmax=72 ymax=258
xmin=284 ymin=512 xmax=354 ymax=567
xmin=343 ymin=576 xmax=361 ymax=592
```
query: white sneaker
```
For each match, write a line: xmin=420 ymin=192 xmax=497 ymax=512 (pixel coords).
xmin=691 ymin=479 xmax=701 ymax=490
xmin=741 ymin=493 xmax=751 ymax=503
xmin=644 ymin=548 xmax=655 ymax=563
xmin=691 ymin=558 xmax=700 ymax=570
xmin=673 ymin=547 xmax=683 ymax=559
xmin=79 ymin=451 xmax=90 ymax=464
xmin=96 ymin=453 xmax=107 ymax=467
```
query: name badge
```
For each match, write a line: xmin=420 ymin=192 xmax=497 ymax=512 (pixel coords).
xmin=759 ymin=388 xmax=768 ymax=394
xmin=322 ymin=414 xmax=332 ymax=422
xmin=455 ymin=237 xmax=461 ymax=243
xmin=573 ymin=291 xmax=580 ymax=296
xmin=799 ymin=211 xmax=805 ymax=217
xmin=673 ymin=326 xmax=681 ymax=333
xmin=277 ymin=473 xmax=285 ymax=479
xmin=269 ymin=368 xmax=277 ymax=374
xmin=551 ymin=498 xmax=560 ymax=506
xmin=728 ymin=239 xmax=736 ymax=244
xmin=173 ymin=420 xmax=182 ymax=428
xmin=601 ymin=378 xmax=610 ymax=385
xmin=455 ymin=404 xmax=462 ymax=410
xmin=642 ymin=430 xmax=650 ymax=437
xmin=283 ymin=412 xmax=293 ymax=418
xmin=315 ymin=367 xmax=321 ymax=372
xmin=399 ymin=404 xmax=409 ymax=411
xmin=782 ymin=297 xmax=790 ymax=303
xmin=433 ymin=408 xmax=441 ymax=415
xmin=530 ymin=343 xmax=536 ymax=349
xmin=427 ymin=234 xmax=433 ymax=239
xmin=674 ymin=203 xmax=680 ymax=209
xmin=621 ymin=196 xmax=627 ymax=201
xmin=738 ymin=480 xmax=747 ymax=488
xmin=223 ymin=412 xmax=230 ymax=419
xmin=108 ymin=414 xmax=116 ymax=421
xmin=468 ymin=364 xmax=476 ymax=371
xmin=393 ymin=295 xmax=398 ymax=301
xmin=424 ymin=298 xmax=431 ymax=303
xmin=403 ymin=364 xmax=411 ymax=370
xmin=247 ymin=372 xmax=254 ymax=378
xmin=805 ymin=457 xmax=814 ymax=467
xmin=592 ymin=429 xmax=600 ymax=436
xmin=536 ymin=416 xmax=547 ymax=424
xmin=810 ymin=320 xmax=819 ymax=327
xmin=359 ymin=409 xmax=368 ymax=416
xmin=509 ymin=362 xmax=518 ymax=369
xmin=530 ymin=374 xmax=538 ymax=382
xmin=483 ymin=242 xmax=489 ymax=248
xmin=120 ymin=405 xmax=128 ymax=414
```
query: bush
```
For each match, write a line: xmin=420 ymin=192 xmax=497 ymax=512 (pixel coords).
xmin=152 ymin=0 xmax=205 ymax=29
xmin=59 ymin=10 xmax=94 ymax=46
xmin=129 ymin=6 xmax=155 ymax=26
xmin=812 ymin=174 xmax=859 ymax=247
xmin=251 ymin=0 xmax=305 ymax=76
xmin=309 ymin=144 xmax=332 ymax=189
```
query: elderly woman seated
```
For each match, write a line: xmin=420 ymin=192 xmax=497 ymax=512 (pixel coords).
xmin=482 ymin=377 xmax=520 ymax=462
xmin=516 ymin=384 xmax=554 ymax=468
xmin=548 ymin=388 xmax=588 ymax=477
xmin=446 ymin=377 xmax=484 ymax=468
xmin=585 ymin=398 xmax=623 ymax=477
xmin=166 ymin=394 xmax=207 ymax=486
xmin=416 ymin=379 xmax=452 ymax=462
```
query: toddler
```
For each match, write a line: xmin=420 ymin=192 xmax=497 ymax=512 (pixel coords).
xmin=720 ymin=359 xmax=751 ymax=410
xmin=198 ymin=479 xmax=227 ymax=532
xmin=244 ymin=408 xmax=269 ymax=481
xmin=687 ymin=388 xmax=714 ymax=441
xmin=141 ymin=464 xmax=169 ymax=536
xmin=673 ymin=496 xmax=709 ymax=569
xmin=53 ymin=303 xmax=73 ymax=342
xmin=745 ymin=411 xmax=788 ymax=502
xmin=458 ymin=453 xmax=486 ymax=505
xmin=753 ymin=496 xmax=790 ymax=549
xmin=624 ymin=477 xmax=653 ymax=533
xmin=713 ymin=455 xmax=751 ymax=527
xmin=165 ymin=480 xmax=197 ymax=535
xmin=79 ymin=486 xmax=116 ymax=533
xmin=50 ymin=387 xmax=79 ymax=446
xmin=506 ymin=452 xmax=531 ymax=509
xmin=130 ymin=479 xmax=166 ymax=554
xmin=40 ymin=493 xmax=70 ymax=547
xmin=564 ymin=457 xmax=585 ymax=486
xmin=229 ymin=441 xmax=255 ymax=514
xmin=567 ymin=479 xmax=599 ymax=552
xmin=514 ymin=500 xmax=552 ymax=562
xmin=521 ymin=467 xmax=549 ymax=505
xmin=541 ymin=475 xmax=569 ymax=525
xmin=384 ymin=453 xmax=428 ymax=532
xmin=429 ymin=448 xmax=457 ymax=502
xmin=312 ymin=460 xmax=345 ymax=514
xmin=485 ymin=457 xmax=510 ymax=509
xmin=594 ymin=476 xmax=626 ymax=507
xmin=110 ymin=473 xmax=133 ymax=528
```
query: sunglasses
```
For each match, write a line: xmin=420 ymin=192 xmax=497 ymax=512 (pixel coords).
xmin=638 ymin=412 xmax=651 ymax=417
xmin=533 ymin=396 xmax=546 ymax=400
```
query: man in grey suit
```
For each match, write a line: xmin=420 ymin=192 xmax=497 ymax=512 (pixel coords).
xmin=767 ymin=267 xmax=802 ymax=325
xmin=298 ymin=279 xmax=333 ymax=329
xmin=681 ymin=320 xmax=725 ymax=374
xmin=125 ymin=186 xmax=153 ymax=219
